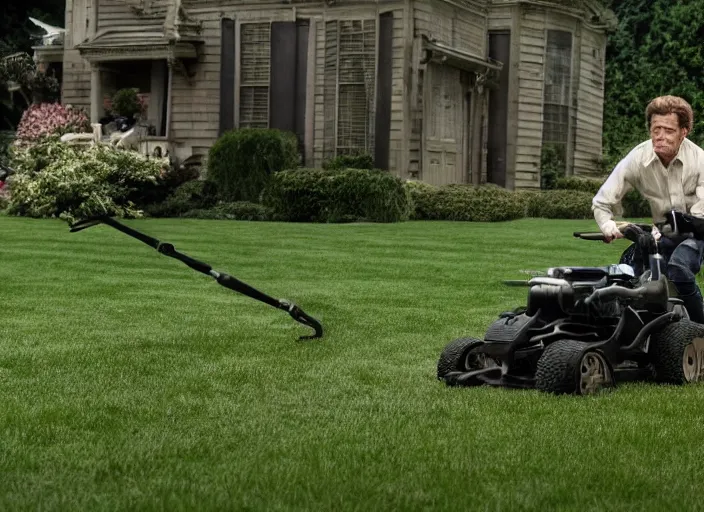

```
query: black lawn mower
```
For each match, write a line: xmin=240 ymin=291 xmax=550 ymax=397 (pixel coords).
xmin=69 ymin=215 xmax=323 ymax=340
xmin=437 ymin=210 xmax=704 ymax=395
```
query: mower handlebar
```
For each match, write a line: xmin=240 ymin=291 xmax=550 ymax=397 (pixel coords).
xmin=573 ymin=232 xmax=606 ymax=241
xmin=573 ymin=222 xmax=653 ymax=243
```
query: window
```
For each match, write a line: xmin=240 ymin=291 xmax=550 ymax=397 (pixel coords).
xmin=324 ymin=19 xmax=377 ymax=157
xmin=239 ymin=22 xmax=271 ymax=128
xmin=542 ymin=30 xmax=573 ymax=168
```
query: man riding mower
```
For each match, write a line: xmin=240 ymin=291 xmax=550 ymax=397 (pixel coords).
xmin=436 ymin=211 xmax=704 ymax=395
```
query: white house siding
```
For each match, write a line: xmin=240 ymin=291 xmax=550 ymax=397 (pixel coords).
xmin=573 ymin=24 xmax=606 ymax=176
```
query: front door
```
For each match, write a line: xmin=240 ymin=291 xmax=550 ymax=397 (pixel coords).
xmin=422 ymin=62 xmax=465 ymax=186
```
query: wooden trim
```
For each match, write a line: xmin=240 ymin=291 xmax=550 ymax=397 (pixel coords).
xmin=410 ymin=35 xmax=422 ymax=176
xmin=420 ymin=61 xmax=429 ymax=182
xmin=305 ymin=18 xmax=316 ymax=166
xmin=464 ymin=86 xmax=471 ymax=184
xmin=505 ymin=4 xmax=520 ymax=190
xmin=90 ymin=0 xmax=98 ymax=36
xmin=374 ymin=11 xmax=393 ymax=170
xmin=165 ymin=65 xmax=173 ymax=139
xmin=333 ymin=23 xmax=340 ymax=158
xmin=567 ymin=24 xmax=581 ymax=176
xmin=234 ymin=20 xmax=241 ymax=129
xmin=401 ymin=0 xmax=413 ymax=178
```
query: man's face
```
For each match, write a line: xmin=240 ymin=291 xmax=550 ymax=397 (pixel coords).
xmin=650 ymin=113 xmax=688 ymax=162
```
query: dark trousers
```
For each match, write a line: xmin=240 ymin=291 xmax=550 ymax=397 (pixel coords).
xmin=631 ymin=236 xmax=704 ymax=323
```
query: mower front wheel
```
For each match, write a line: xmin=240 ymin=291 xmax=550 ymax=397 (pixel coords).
xmin=437 ymin=337 xmax=495 ymax=380
xmin=535 ymin=339 xmax=614 ymax=395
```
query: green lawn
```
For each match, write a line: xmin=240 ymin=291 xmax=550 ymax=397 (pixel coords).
xmin=2 ymin=216 xmax=704 ymax=511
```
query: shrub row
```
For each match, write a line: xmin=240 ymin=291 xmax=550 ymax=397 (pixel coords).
xmin=554 ymin=175 xmax=650 ymax=218
xmin=262 ymin=168 xmax=411 ymax=223
xmin=405 ymin=183 xmax=594 ymax=221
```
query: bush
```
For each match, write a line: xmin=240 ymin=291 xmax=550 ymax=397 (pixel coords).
xmin=412 ymin=184 xmax=526 ymax=222
xmin=540 ymin=144 xmax=566 ymax=190
xmin=0 ymin=131 xmax=14 ymax=165
xmin=207 ymin=128 xmax=300 ymax=202
xmin=14 ymin=103 xmax=90 ymax=143
xmin=404 ymin=180 xmax=439 ymax=220
xmin=323 ymin=152 xmax=374 ymax=171
xmin=7 ymin=140 xmax=166 ymax=223
xmin=181 ymin=201 xmax=274 ymax=221
xmin=263 ymin=167 xmax=411 ymax=223
xmin=11 ymin=134 xmax=85 ymax=174
xmin=554 ymin=176 xmax=604 ymax=195
xmin=527 ymin=189 xmax=594 ymax=219
xmin=144 ymin=179 xmax=218 ymax=218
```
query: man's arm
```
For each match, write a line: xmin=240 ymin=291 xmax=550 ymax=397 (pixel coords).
xmin=689 ymin=150 xmax=704 ymax=218
xmin=592 ymin=155 xmax=635 ymax=239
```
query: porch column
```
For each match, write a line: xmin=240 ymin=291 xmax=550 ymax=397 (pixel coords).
xmin=90 ymin=64 xmax=101 ymax=123
xmin=470 ymin=73 xmax=487 ymax=186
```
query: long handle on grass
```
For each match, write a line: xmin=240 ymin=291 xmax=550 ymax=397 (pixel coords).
xmin=70 ymin=216 xmax=323 ymax=340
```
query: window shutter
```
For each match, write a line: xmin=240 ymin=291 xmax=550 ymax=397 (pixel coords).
xmin=323 ymin=20 xmax=338 ymax=160
xmin=269 ymin=21 xmax=297 ymax=133
xmin=219 ymin=18 xmax=235 ymax=135
xmin=374 ymin=12 xmax=393 ymax=170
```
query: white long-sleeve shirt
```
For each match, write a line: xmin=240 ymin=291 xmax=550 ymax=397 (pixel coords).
xmin=592 ymin=138 xmax=704 ymax=231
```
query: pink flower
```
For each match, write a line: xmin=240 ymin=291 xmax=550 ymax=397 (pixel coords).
xmin=15 ymin=103 xmax=91 ymax=143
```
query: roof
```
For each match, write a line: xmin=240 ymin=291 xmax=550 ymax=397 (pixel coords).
xmin=76 ymin=29 xmax=201 ymax=62
xmin=75 ymin=2 xmax=203 ymax=63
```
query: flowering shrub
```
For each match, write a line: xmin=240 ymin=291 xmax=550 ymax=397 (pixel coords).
xmin=8 ymin=138 xmax=167 ymax=223
xmin=15 ymin=103 xmax=91 ymax=143
xmin=110 ymin=88 xmax=146 ymax=118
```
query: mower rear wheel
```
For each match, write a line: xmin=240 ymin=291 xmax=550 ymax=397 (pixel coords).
xmin=437 ymin=337 xmax=495 ymax=380
xmin=649 ymin=319 xmax=704 ymax=384
xmin=535 ymin=339 xmax=614 ymax=395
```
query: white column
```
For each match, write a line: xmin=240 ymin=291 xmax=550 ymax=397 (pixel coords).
xmin=90 ymin=64 xmax=100 ymax=123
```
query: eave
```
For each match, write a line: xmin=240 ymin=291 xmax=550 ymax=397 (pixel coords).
xmin=421 ymin=36 xmax=504 ymax=73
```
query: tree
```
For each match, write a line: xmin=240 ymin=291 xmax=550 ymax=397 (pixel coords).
xmin=604 ymin=0 xmax=704 ymax=163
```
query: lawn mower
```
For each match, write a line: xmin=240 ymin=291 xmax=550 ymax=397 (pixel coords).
xmin=437 ymin=210 xmax=704 ymax=395
xmin=69 ymin=215 xmax=323 ymax=340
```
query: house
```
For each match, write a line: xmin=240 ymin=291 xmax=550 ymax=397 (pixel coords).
xmin=32 ymin=0 xmax=616 ymax=190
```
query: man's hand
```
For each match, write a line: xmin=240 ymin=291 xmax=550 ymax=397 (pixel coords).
xmin=601 ymin=220 xmax=624 ymax=243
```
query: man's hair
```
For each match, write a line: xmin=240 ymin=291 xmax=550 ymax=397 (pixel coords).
xmin=646 ymin=95 xmax=694 ymax=131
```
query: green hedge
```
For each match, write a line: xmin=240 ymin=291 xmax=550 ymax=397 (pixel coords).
xmin=405 ymin=182 xmax=527 ymax=222
xmin=554 ymin=176 xmax=604 ymax=195
xmin=525 ymin=189 xmax=594 ymax=219
xmin=181 ymin=201 xmax=274 ymax=221
xmin=206 ymin=128 xmax=300 ymax=202
xmin=322 ymin=152 xmax=374 ymax=171
xmin=263 ymin=168 xmax=411 ymax=223
xmin=553 ymin=175 xmax=650 ymax=218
